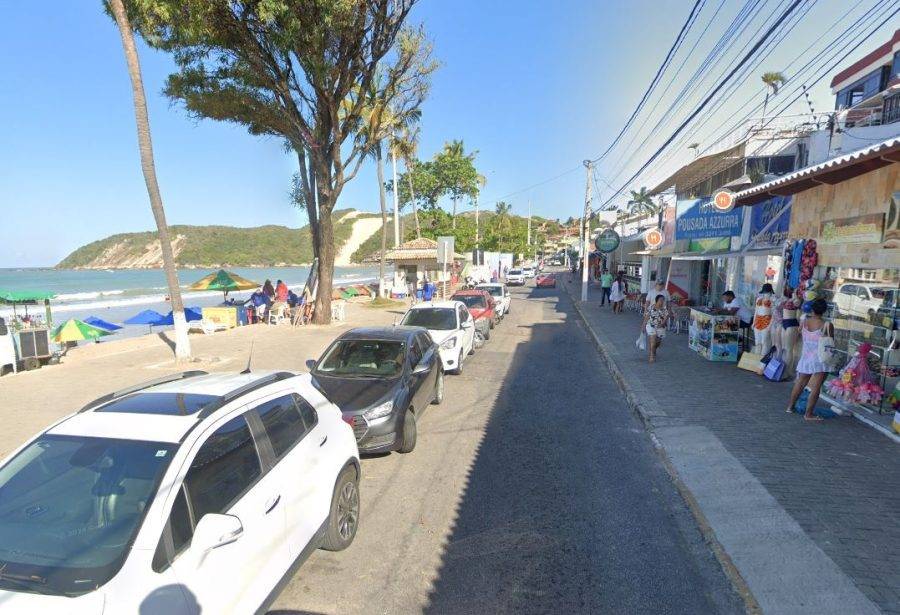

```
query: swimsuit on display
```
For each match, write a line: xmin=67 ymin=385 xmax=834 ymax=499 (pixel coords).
xmin=782 ymin=318 xmax=799 ymax=329
xmin=753 ymin=295 xmax=773 ymax=331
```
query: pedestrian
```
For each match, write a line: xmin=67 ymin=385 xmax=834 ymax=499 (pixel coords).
xmin=610 ymin=272 xmax=626 ymax=313
xmin=785 ymin=299 xmax=832 ymax=422
xmin=644 ymin=280 xmax=670 ymax=311
xmin=642 ymin=293 xmax=670 ymax=363
xmin=263 ymin=279 xmax=275 ymax=301
xmin=721 ymin=290 xmax=753 ymax=351
xmin=275 ymin=279 xmax=289 ymax=303
xmin=599 ymin=269 xmax=613 ymax=306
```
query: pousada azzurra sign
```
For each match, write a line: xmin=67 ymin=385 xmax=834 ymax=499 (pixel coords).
xmin=675 ymin=197 xmax=743 ymax=240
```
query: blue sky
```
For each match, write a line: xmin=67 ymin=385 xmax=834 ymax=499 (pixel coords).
xmin=1 ymin=1 xmax=895 ymax=266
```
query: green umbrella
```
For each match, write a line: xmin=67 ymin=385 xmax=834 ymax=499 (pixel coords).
xmin=52 ymin=318 xmax=114 ymax=343
xmin=190 ymin=269 xmax=259 ymax=300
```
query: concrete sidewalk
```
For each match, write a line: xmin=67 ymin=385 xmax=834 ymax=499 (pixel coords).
xmin=565 ymin=276 xmax=900 ymax=615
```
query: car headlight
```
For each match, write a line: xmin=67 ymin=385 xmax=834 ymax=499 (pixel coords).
xmin=440 ymin=336 xmax=457 ymax=350
xmin=362 ymin=400 xmax=394 ymax=420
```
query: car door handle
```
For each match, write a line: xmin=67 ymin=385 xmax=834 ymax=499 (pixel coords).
xmin=264 ymin=495 xmax=281 ymax=514
xmin=319 ymin=435 xmax=328 ymax=447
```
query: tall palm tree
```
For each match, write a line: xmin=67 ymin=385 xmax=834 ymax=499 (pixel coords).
xmin=108 ymin=0 xmax=191 ymax=360
xmin=392 ymin=125 xmax=422 ymax=238
xmin=627 ymin=186 xmax=658 ymax=218
xmin=761 ymin=71 xmax=786 ymax=123
xmin=494 ymin=201 xmax=512 ymax=248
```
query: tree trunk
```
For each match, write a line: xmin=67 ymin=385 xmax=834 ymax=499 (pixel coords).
xmin=312 ymin=203 xmax=335 ymax=325
xmin=376 ymin=144 xmax=389 ymax=296
xmin=109 ymin=0 xmax=190 ymax=360
xmin=452 ymin=195 xmax=457 ymax=229
xmin=407 ymin=165 xmax=421 ymax=238
xmin=761 ymin=91 xmax=770 ymax=128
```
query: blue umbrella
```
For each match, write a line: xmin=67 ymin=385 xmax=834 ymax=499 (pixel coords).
xmin=124 ymin=309 xmax=165 ymax=325
xmin=84 ymin=316 xmax=123 ymax=331
xmin=154 ymin=307 xmax=203 ymax=326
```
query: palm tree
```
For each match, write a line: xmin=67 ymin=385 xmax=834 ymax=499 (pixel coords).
xmin=494 ymin=201 xmax=512 ymax=250
xmin=627 ymin=187 xmax=658 ymax=218
xmin=392 ymin=125 xmax=422 ymax=238
xmin=108 ymin=0 xmax=191 ymax=360
xmin=761 ymin=71 xmax=786 ymax=123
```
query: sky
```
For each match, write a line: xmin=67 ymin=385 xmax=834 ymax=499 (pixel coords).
xmin=1 ymin=0 xmax=896 ymax=267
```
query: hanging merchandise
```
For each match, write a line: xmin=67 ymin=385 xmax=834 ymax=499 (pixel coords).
xmin=826 ymin=343 xmax=885 ymax=406
xmin=788 ymin=239 xmax=805 ymax=290
xmin=782 ymin=241 xmax=794 ymax=290
xmin=799 ymin=239 xmax=818 ymax=286
xmin=888 ymin=382 xmax=900 ymax=434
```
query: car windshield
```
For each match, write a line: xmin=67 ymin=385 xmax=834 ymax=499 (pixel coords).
xmin=508 ymin=270 xmax=522 ymax=276
xmin=478 ymin=286 xmax=503 ymax=297
xmin=316 ymin=339 xmax=406 ymax=377
xmin=0 ymin=435 xmax=174 ymax=596
xmin=871 ymin=287 xmax=894 ymax=300
xmin=401 ymin=308 xmax=456 ymax=330
xmin=454 ymin=295 xmax=486 ymax=309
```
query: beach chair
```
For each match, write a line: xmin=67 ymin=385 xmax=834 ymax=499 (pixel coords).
xmin=199 ymin=319 xmax=228 ymax=335
xmin=268 ymin=302 xmax=288 ymax=325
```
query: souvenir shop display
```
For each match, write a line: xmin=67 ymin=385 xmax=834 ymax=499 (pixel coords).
xmin=825 ymin=342 xmax=885 ymax=406
xmin=780 ymin=290 xmax=802 ymax=377
xmin=688 ymin=308 xmax=740 ymax=362
xmin=752 ymin=285 xmax=776 ymax=355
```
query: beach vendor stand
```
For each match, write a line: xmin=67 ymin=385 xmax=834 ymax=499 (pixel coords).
xmin=688 ymin=307 xmax=740 ymax=362
xmin=0 ymin=290 xmax=56 ymax=369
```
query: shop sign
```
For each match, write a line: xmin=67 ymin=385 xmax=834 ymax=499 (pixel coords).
xmin=712 ymin=189 xmax=735 ymax=213
xmin=819 ymin=214 xmax=884 ymax=245
xmin=676 ymin=197 xmax=743 ymax=240
xmin=594 ymin=228 xmax=620 ymax=253
xmin=643 ymin=227 xmax=663 ymax=249
xmin=662 ymin=204 xmax=676 ymax=246
xmin=749 ymin=195 xmax=791 ymax=248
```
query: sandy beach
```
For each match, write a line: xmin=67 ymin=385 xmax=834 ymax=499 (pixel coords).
xmin=0 ymin=300 xmax=404 ymax=458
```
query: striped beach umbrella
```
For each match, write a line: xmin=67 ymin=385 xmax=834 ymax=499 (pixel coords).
xmin=52 ymin=319 xmax=114 ymax=343
xmin=190 ymin=269 xmax=259 ymax=300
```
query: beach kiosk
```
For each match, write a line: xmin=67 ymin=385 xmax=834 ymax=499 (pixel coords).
xmin=384 ymin=237 xmax=465 ymax=299
xmin=0 ymin=290 xmax=56 ymax=369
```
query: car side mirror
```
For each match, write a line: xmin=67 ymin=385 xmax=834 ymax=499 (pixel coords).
xmin=413 ymin=360 xmax=431 ymax=375
xmin=462 ymin=321 xmax=474 ymax=329
xmin=193 ymin=513 xmax=243 ymax=555
xmin=306 ymin=359 xmax=317 ymax=371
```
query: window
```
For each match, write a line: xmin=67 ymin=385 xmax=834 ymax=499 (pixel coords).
xmin=457 ymin=306 xmax=469 ymax=324
xmin=293 ymin=394 xmax=318 ymax=430
xmin=316 ymin=339 xmax=406 ymax=377
xmin=857 ymin=287 xmax=871 ymax=300
xmin=184 ymin=415 xmax=261 ymax=521
xmin=401 ymin=308 xmax=457 ymax=330
xmin=169 ymin=487 xmax=193 ymax=554
xmin=840 ymin=284 xmax=857 ymax=295
xmin=884 ymin=93 xmax=900 ymax=125
xmin=257 ymin=395 xmax=307 ymax=460
xmin=416 ymin=333 xmax=432 ymax=357
xmin=409 ymin=337 xmax=423 ymax=366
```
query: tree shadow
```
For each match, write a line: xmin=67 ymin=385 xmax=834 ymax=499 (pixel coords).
xmin=156 ymin=331 xmax=176 ymax=353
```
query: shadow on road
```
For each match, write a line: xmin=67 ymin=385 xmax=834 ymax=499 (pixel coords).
xmin=422 ymin=284 xmax=742 ymax=614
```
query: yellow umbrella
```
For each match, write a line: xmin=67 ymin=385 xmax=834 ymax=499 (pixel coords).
xmin=52 ymin=319 xmax=114 ymax=343
xmin=190 ymin=269 xmax=259 ymax=300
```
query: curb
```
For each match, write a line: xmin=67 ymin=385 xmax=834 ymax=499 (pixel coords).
xmin=566 ymin=285 xmax=761 ymax=614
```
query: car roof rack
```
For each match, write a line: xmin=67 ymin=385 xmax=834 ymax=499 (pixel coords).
xmin=196 ymin=371 xmax=296 ymax=419
xmin=78 ymin=371 xmax=209 ymax=413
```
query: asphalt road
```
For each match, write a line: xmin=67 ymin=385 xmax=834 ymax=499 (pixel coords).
xmin=270 ymin=279 xmax=744 ymax=614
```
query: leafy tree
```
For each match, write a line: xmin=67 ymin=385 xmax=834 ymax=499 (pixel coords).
xmin=121 ymin=0 xmax=428 ymax=323
xmin=107 ymin=0 xmax=190 ymax=359
xmin=435 ymin=140 xmax=481 ymax=229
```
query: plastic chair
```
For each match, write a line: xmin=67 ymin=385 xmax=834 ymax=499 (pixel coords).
xmin=268 ymin=302 xmax=287 ymax=325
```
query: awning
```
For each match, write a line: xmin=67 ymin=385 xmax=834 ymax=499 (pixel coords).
xmin=733 ymin=137 xmax=900 ymax=205
xmin=0 ymin=290 xmax=56 ymax=303
xmin=671 ymin=247 xmax=781 ymax=261
xmin=650 ymin=142 xmax=746 ymax=195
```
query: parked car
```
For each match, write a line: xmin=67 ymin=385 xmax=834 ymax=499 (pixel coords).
xmin=536 ymin=274 xmax=557 ymax=288
xmin=506 ymin=268 xmax=525 ymax=286
xmin=0 ymin=370 xmax=359 ymax=614
xmin=451 ymin=290 xmax=497 ymax=340
xmin=834 ymin=283 xmax=897 ymax=322
xmin=400 ymin=301 xmax=476 ymax=374
xmin=309 ymin=326 xmax=442 ymax=455
xmin=476 ymin=283 xmax=511 ymax=318
xmin=522 ymin=266 xmax=536 ymax=278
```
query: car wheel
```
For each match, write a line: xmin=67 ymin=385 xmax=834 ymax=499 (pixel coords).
xmin=489 ymin=317 xmax=495 ymax=329
xmin=321 ymin=465 xmax=360 ymax=552
xmin=398 ymin=409 xmax=417 ymax=453
xmin=452 ymin=350 xmax=464 ymax=375
xmin=433 ymin=369 xmax=445 ymax=402
xmin=483 ymin=325 xmax=491 ymax=340
xmin=474 ymin=330 xmax=486 ymax=349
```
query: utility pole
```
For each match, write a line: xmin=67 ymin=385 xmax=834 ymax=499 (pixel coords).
xmin=581 ymin=160 xmax=593 ymax=302
xmin=475 ymin=196 xmax=480 ymax=262
xmin=391 ymin=141 xmax=400 ymax=247
xmin=527 ymin=200 xmax=532 ymax=247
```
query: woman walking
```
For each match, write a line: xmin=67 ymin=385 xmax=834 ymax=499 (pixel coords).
xmin=785 ymin=299 xmax=831 ymax=422
xmin=642 ymin=294 xmax=670 ymax=363
xmin=609 ymin=272 xmax=626 ymax=313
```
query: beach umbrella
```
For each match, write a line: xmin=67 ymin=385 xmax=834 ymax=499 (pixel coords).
xmin=84 ymin=316 xmax=123 ymax=331
xmin=52 ymin=319 xmax=114 ymax=343
xmin=124 ymin=309 xmax=166 ymax=325
xmin=190 ymin=269 xmax=259 ymax=300
xmin=155 ymin=307 xmax=203 ymax=326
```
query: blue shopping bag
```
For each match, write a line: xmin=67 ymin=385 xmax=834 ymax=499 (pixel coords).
xmin=763 ymin=356 xmax=785 ymax=382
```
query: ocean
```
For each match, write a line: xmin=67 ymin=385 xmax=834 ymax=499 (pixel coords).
xmin=0 ymin=266 xmax=379 ymax=341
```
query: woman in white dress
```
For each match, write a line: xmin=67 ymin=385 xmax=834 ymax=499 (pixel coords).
xmin=609 ymin=272 xmax=626 ymax=313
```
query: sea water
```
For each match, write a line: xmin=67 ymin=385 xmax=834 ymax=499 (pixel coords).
xmin=0 ymin=266 xmax=378 ymax=341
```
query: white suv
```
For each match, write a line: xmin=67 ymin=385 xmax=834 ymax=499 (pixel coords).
xmin=506 ymin=269 xmax=525 ymax=286
xmin=476 ymin=283 xmax=511 ymax=318
xmin=0 ymin=370 xmax=359 ymax=614
xmin=400 ymin=301 xmax=475 ymax=374
xmin=834 ymin=283 xmax=897 ymax=322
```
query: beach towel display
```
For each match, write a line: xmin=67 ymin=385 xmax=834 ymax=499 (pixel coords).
xmin=788 ymin=239 xmax=804 ymax=290
xmin=825 ymin=343 xmax=884 ymax=406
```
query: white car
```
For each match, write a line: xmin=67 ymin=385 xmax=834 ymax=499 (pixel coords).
xmin=476 ymin=283 xmax=511 ymax=318
xmin=400 ymin=301 xmax=475 ymax=374
xmin=522 ymin=266 xmax=536 ymax=279
xmin=506 ymin=268 xmax=525 ymax=286
xmin=0 ymin=370 xmax=359 ymax=614
xmin=834 ymin=282 xmax=897 ymax=322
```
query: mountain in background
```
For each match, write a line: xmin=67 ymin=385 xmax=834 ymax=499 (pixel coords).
xmin=57 ymin=210 xmax=380 ymax=269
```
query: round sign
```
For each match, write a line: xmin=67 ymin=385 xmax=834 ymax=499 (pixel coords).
xmin=644 ymin=227 xmax=663 ymax=249
xmin=712 ymin=189 xmax=735 ymax=212
xmin=594 ymin=228 xmax=620 ymax=253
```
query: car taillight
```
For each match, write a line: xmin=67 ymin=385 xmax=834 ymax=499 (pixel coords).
xmin=342 ymin=414 xmax=355 ymax=427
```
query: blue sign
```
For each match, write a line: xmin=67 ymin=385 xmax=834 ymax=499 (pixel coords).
xmin=749 ymin=196 xmax=791 ymax=248
xmin=675 ymin=197 xmax=743 ymax=240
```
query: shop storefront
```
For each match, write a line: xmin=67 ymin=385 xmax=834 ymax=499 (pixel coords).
xmin=735 ymin=138 xmax=900 ymax=428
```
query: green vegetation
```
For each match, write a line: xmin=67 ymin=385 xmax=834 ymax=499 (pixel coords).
xmin=366 ymin=297 xmax=405 ymax=309
xmin=58 ymin=217 xmax=357 ymax=269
